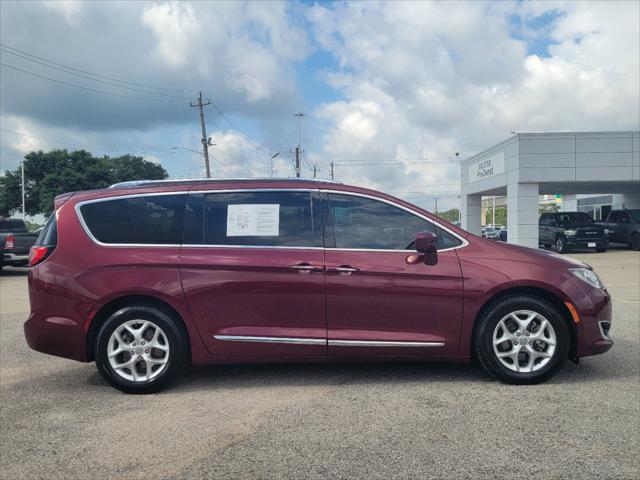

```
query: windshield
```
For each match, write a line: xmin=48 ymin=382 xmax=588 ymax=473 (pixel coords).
xmin=630 ymin=210 xmax=640 ymax=223
xmin=558 ymin=212 xmax=593 ymax=226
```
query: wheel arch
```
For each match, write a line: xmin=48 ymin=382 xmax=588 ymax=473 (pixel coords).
xmin=470 ymin=286 xmax=577 ymax=360
xmin=86 ymin=294 xmax=191 ymax=362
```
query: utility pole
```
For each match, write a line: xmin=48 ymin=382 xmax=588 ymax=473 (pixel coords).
xmin=190 ymin=92 xmax=212 ymax=178
xmin=21 ymin=159 xmax=25 ymax=220
xmin=434 ymin=197 xmax=438 ymax=216
xmin=293 ymin=112 xmax=305 ymax=178
xmin=330 ymin=161 xmax=335 ymax=180
xmin=313 ymin=165 xmax=317 ymax=178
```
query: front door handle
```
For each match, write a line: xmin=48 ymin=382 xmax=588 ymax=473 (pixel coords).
xmin=290 ymin=263 xmax=324 ymax=273
xmin=328 ymin=265 xmax=360 ymax=275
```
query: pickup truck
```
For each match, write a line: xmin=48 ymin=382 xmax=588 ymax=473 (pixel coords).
xmin=539 ymin=211 xmax=608 ymax=253
xmin=598 ymin=209 xmax=640 ymax=250
xmin=0 ymin=218 xmax=40 ymax=271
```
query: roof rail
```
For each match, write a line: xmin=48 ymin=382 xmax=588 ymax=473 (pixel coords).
xmin=109 ymin=177 xmax=343 ymax=189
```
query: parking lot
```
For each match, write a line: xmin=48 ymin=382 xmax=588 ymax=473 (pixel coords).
xmin=1 ymin=249 xmax=638 ymax=480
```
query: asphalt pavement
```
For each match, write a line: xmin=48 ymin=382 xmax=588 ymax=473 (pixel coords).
xmin=1 ymin=248 xmax=638 ymax=479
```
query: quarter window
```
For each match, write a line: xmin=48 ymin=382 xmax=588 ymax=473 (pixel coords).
xmin=79 ymin=194 xmax=186 ymax=244
xmin=201 ymin=191 xmax=318 ymax=247
xmin=326 ymin=193 xmax=461 ymax=250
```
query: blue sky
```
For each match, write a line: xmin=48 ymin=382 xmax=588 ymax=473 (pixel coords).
xmin=1 ymin=0 xmax=638 ymax=214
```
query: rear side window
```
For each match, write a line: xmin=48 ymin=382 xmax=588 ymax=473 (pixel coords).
xmin=326 ymin=193 xmax=462 ymax=250
xmin=36 ymin=214 xmax=58 ymax=246
xmin=197 ymin=191 xmax=318 ymax=247
xmin=79 ymin=194 xmax=186 ymax=244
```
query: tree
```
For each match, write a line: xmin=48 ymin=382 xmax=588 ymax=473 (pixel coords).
xmin=436 ymin=208 xmax=460 ymax=224
xmin=0 ymin=149 xmax=168 ymax=216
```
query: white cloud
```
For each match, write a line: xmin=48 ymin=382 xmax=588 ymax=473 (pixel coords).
xmin=142 ymin=2 xmax=200 ymax=67
xmin=307 ymin=0 xmax=640 ymax=209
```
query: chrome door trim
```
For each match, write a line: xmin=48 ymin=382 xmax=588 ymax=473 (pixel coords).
xmin=214 ymin=335 xmax=327 ymax=345
xmin=328 ymin=339 xmax=445 ymax=347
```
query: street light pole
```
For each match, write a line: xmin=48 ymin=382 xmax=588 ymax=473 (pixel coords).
xmin=21 ymin=159 xmax=25 ymax=220
xmin=270 ymin=152 xmax=280 ymax=177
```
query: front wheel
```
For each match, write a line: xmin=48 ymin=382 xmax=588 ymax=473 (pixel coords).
xmin=95 ymin=305 xmax=187 ymax=394
xmin=630 ymin=233 xmax=640 ymax=251
xmin=555 ymin=236 xmax=567 ymax=254
xmin=474 ymin=295 xmax=570 ymax=384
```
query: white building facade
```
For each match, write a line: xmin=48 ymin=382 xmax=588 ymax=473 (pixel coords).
xmin=461 ymin=131 xmax=640 ymax=248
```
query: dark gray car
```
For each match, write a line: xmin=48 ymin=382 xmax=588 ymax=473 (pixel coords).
xmin=598 ymin=209 xmax=640 ymax=250
xmin=539 ymin=212 xmax=608 ymax=253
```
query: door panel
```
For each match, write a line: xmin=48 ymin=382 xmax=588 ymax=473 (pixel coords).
xmin=322 ymin=192 xmax=464 ymax=357
xmin=180 ymin=190 xmax=327 ymax=357
xmin=325 ymin=249 xmax=463 ymax=356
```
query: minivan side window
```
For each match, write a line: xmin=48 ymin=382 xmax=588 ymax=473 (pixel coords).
xmin=200 ymin=191 xmax=319 ymax=247
xmin=326 ymin=193 xmax=462 ymax=250
xmin=79 ymin=194 xmax=186 ymax=244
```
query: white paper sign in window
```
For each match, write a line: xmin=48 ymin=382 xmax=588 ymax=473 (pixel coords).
xmin=227 ymin=204 xmax=280 ymax=236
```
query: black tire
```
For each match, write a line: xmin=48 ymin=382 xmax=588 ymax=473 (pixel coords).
xmin=95 ymin=304 xmax=187 ymax=394
xmin=630 ymin=233 xmax=640 ymax=251
xmin=474 ymin=295 xmax=570 ymax=385
xmin=595 ymin=243 xmax=608 ymax=253
xmin=554 ymin=235 xmax=567 ymax=253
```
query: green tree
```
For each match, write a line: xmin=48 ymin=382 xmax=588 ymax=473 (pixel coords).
xmin=436 ymin=208 xmax=460 ymax=224
xmin=0 ymin=149 xmax=167 ymax=216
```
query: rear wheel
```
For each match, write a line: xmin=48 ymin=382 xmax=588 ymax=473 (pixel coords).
xmin=554 ymin=235 xmax=567 ymax=253
xmin=474 ymin=295 xmax=570 ymax=384
xmin=95 ymin=305 xmax=187 ymax=394
xmin=630 ymin=233 xmax=640 ymax=251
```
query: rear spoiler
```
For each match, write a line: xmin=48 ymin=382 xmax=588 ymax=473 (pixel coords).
xmin=54 ymin=192 xmax=76 ymax=211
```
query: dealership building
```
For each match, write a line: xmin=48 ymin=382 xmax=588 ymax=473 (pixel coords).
xmin=460 ymin=131 xmax=640 ymax=247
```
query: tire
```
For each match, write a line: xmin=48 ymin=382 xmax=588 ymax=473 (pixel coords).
xmin=554 ymin=235 xmax=567 ymax=254
xmin=474 ymin=295 xmax=570 ymax=385
xmin=595 ymin=244 xmax=608 ymax=253
xmin=631 ymin=233 xmax=640 ymax=251
xmin=95 ymin=304 xmax=187 ymax=394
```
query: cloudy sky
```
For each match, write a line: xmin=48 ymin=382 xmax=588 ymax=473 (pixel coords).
xmin=1 ymin=0 xmax=638 ymax=211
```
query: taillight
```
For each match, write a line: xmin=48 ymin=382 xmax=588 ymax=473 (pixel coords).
xmin=29 ymin=246 xmax=50 ymax=267
xmin=5 ymin=234 xmax=15 ymax=249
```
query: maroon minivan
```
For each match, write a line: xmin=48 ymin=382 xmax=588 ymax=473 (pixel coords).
xmin=25 ymin=179 xmax=612 ymax=393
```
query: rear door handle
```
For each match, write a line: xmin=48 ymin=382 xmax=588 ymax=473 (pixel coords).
xmin=329 ymin=265 xmax=360 ymax=275
xmin=290 ymin=263 xmax=324 ymax=273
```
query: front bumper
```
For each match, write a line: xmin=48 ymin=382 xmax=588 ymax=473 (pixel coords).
xmin=565 ymin=236 xmax=608 ymax=247
xmin=569 ymin=280 xmax=613 ymax=358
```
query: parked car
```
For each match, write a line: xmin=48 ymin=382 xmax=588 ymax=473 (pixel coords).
xmin=598 ymin=209 xmax=640 ymax=251
xmin=483 ymin=227 xmax=501 ymax=239
xmin=0 ymin=218 xmax=40 ymax=271
xmin=539 ymin=212 xmax=608 ymax=253
xmin=25 ymin=179 xmax=612 ymax=393
xmin=498 ymin=229 xmax=507 ymax=242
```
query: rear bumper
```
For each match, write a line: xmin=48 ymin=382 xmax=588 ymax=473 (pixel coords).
xmin=24 ymin=311 xmax=89 ymax=362
xmin=3 ymin=252 xmax=29 ymax=265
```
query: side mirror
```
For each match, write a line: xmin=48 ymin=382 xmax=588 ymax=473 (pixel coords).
xmin=415 ymin=231 xmax=438 ymax=266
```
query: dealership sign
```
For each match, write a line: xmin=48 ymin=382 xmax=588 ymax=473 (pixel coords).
xmin=468 ymin=151 xmax=505 ymax=182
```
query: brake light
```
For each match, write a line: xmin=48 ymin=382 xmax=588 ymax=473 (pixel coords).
xmin=5 ymin=234 xmax=15 ymax=249
xmin=29 ymin=246 xmax=50 ymax=267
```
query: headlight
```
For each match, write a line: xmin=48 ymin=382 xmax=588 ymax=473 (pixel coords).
xmin=570 ymin=267 xmax=604 ymax=289
xmin=564 ymin=230 xmax=577 ymax=236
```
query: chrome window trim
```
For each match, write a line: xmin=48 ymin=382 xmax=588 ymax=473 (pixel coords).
xmin=319 ymin=189 xmax=468 ymax=252
xmin=328 ymin=339 xmax=445 ymax=347
xmin=74 ymin=187 xmax=468 ymax=252
xmin=214 ymin=335 xmax=326 ymax=345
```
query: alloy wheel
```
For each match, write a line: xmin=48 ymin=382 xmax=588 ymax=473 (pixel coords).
xmin=492 ymin=310 xmax=557 ymax=373
xmin=107 ymin=319 xmax=170 ymax=382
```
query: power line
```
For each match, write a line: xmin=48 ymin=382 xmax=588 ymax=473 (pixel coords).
xmin=0 ymin=42 xmax=196 ymax=94
xmin=209 ymin=100 xmax=272 ymax=154
xmin=0 ymin=62 xmax=180 ymax=103
xmin=0 ymin=48 xmax=189 ymax=100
